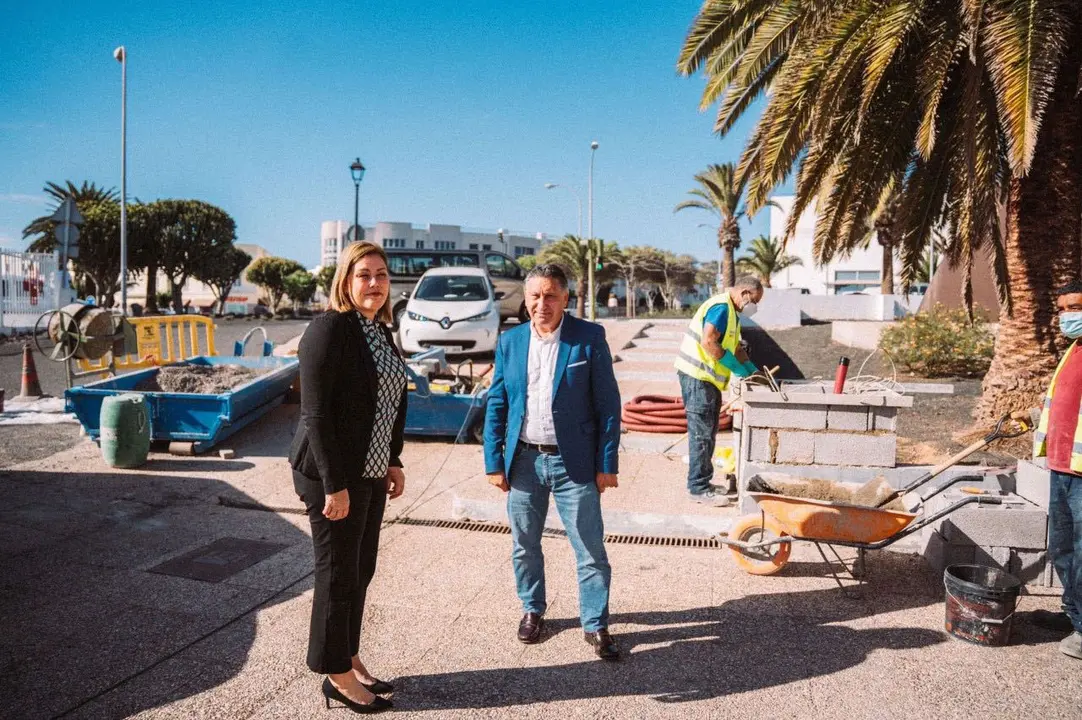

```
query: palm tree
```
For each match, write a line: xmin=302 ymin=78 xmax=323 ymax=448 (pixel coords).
xmin=674 ymin=163 xmax=758 ymax=290
xmin=538 ymin=234 xmax=613 ymax=318
xmin=678 ymin=1 xmax=1082 ymax=423
xmin=735 ymin=235 xmax=803 ymax=288
xmin=22 ymin=181 xmax=119 ymax=252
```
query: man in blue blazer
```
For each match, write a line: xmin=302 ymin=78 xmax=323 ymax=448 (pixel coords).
xmin=484 ymin=263 xmax=623 ymax=661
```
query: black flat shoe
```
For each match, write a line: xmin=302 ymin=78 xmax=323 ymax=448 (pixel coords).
xmin=584 ymin=629 xmax=621 ymax=661
xmin=361 ymin=679 xmax=394 ymax=695
xmin=518 ymin=612 xmax=545 ymax=644
xmin=322 ymin=677 xmax=393 ymax=714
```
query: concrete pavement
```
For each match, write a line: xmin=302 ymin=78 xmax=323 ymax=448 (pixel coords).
xmin=1 ymin=317 xmax=1079 ymax=718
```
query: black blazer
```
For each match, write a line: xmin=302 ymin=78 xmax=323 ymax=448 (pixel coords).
xmin=288 ymin=311 xmax=408 ymax=496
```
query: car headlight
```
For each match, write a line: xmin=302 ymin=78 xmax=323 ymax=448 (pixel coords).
xmin=461 ymin=310 xmax=493 ymax=323
xmin=407 ymin=311 xmax=431 ymax=322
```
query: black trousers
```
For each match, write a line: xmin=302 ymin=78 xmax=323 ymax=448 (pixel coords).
xmin=296 ymin=471 xmax=388 ymax=675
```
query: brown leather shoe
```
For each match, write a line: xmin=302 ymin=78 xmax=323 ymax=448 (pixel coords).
xmin=584 ymin=629 xmax=620 ymax=661
xmin=518 ymin=612 xmax=544 ymax=644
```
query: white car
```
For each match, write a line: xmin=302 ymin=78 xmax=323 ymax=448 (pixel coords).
xmin=398 ymin=267 xmax=501 ymax=355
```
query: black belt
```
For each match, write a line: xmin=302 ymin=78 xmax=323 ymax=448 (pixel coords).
xmin=519 ymin=440 xmax=560 ymax=455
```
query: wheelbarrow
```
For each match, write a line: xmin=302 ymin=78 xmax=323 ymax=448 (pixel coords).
xmin=721 ymin=413 xmax=1031 ymax=590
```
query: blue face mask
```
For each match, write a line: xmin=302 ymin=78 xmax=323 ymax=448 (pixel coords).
xmin=1059 ymin=312 xmax=1082 ymax=339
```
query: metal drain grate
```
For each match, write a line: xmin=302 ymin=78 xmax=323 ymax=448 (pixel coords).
xmin=388 ymin=516 xmax=721 ymax=549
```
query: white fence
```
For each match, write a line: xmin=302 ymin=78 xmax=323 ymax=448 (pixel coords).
xmin=0 ymin=250 xmax=64 ymax=334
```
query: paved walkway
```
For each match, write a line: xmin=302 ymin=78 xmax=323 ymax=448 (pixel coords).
xmin=1 ymin=318 xmax=1079 ymax=718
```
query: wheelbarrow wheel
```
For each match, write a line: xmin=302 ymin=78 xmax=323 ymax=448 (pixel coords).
xmin=727 ymin=513 xmax=791 ymax=575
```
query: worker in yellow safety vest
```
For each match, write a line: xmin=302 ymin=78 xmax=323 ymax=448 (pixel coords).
xmin=674 ymin=275 xmax=764 ymax=507
xmin=1031 ymin=281 xmax=1082 ymax=660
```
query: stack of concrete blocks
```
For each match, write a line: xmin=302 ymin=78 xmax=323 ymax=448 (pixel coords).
xmin=921 ymin=458 xmax=1058 ymax=589
xmin=733 ymin=385 xmax=1056 ymax=583
xmin=735 ymin=386 xmax=914 ymax=516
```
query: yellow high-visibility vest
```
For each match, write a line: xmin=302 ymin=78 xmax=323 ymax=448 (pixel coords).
xmin=673 ymin=293 xmax=741 ymax=392
xmin=1034 ymin=341 xmax=1082 ymax=473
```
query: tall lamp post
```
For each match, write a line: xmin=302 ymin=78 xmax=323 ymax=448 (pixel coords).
xmin=543 ymin=183 xmax=583 ymax=239
xmin=114 ymin=46 xmax=127 ymax=314
xmin=349 ymin=158 xmax=365 ymax=252
xmin=587 ymin=140 xmax=599 ymax=321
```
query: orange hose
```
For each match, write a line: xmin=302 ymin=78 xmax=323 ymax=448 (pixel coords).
xmin=621 ymin=395 xmax=732 ymax=434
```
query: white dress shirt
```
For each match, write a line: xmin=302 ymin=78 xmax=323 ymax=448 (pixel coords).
xmin=519 ymin=319 xmax=562 ymax=445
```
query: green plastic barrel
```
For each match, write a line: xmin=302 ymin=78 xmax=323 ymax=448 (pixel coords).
xmin=99 ymin=393 xmax=150 ymax=468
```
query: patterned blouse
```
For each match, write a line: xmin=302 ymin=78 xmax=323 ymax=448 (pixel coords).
xmin=357 ymin=313 xmax=407 ymax=478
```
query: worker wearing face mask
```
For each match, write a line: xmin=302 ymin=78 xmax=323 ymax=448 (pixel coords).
xmin=674 ymin=275 xmax=764 ymax=507
xmin=1031 ymin=281 xmax=1082 ymax=660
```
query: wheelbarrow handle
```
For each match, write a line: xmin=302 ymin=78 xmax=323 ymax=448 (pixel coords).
xmin=875 ymin=411 xmax=1029 ymax=509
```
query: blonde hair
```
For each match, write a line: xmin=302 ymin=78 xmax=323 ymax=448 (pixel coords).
xmin=328 ymin=242 xmax=393 ymax=323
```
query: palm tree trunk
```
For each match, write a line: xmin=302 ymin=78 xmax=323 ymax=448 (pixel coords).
xmin=880 ymin=240 xmax=895 ymax=295
xmin=974 ymin=43 xmax=1082 ymax=426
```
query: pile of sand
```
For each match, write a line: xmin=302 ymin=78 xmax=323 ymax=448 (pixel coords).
xmin=135 ymin=364 xmax=266 ymax=394
xmin=747 ymin=475 xmax=907 ymax=512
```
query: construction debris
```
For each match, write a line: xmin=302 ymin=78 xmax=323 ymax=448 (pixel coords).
xmin=135 ymin=364 xmax=266 ymax=394
xmin=747 ymin=474 xmax=906 ymax=512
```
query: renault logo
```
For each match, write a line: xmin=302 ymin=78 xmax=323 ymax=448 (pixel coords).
xmin=439 ymin=317 xmax=452 ymax=329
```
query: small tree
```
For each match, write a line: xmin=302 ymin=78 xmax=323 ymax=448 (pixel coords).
xmin=735 ymin=235 xmax=803 ymax=288
xmin=194 ymin=245 xmax=252 ymax=314
xmin=315 ymin=265 xmax=336 ymax=299
xmin=644 ymin=252 xmax=698 ymax=311
xmin=284 ymin=270 xmax=317 ymax=311
xmin=247 ymin=256 xmax=306 ymax=310
xmin=150 ymin=199 xmax=238 ymax=310
xmin=608 ymin=246 xmax=661 ymax=318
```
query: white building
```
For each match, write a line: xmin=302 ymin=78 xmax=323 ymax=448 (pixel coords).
xmin=768 ymin=195 xmax=901 ymax=295
xmin=320 ymin=221 xmax=546 ymax=268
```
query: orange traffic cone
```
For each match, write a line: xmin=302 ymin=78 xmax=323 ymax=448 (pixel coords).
xmin=17 ymin=343 xmax=44 ymax=399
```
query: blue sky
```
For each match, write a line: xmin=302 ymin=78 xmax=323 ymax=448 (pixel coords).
xmin=0 ymin=0 xmax=787 ymax=267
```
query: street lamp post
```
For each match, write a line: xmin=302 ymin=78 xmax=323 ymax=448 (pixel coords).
xmin=587 ymin=140 xmax=598 ymax=321
xmin=114 ymin=46 xmax=127 ymax=314
xmin=350 ymin=158 xmax=365 ymax=252
xmin=543 ymin=183 xmax=583 ymax=239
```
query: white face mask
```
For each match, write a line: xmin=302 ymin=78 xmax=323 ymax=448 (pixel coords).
xmin=740 ymin=301 xmax=758 ymax=318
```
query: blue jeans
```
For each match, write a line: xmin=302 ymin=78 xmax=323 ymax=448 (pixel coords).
xmin=506 ymin=445 xmax=611 ymax=632
xmin=679 ymin=372 xmax=721 ymax=495
xmin=1049 ymin=470 xmax=1082 ymax=632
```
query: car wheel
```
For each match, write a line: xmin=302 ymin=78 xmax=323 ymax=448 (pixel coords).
xmin=518 ymin=303 xmax=529 ymax=324
xmin=393 ymin=303 xmax=407 ymax=330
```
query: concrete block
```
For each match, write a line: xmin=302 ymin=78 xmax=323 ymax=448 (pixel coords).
xmin=1015 ymin=458 xmax=1050 ymax=509
xmin=827 ymin=407 xmax=870 ymax=431
xmin=775 ymin=430 xmax=814 ymax=464
xmin=922 ymin=530 xmax=976 ymax=572
xmin=973 ymin=545 xmax=1011 ymax=570
xmin=870 ymin=407 xmax=897 ymax=432
xmin=941 ymin=500 xmax=1048 ymax=549
xmin=1009 ymin=549 xmax=1049 ymax=586
xmin=748 ymin=428 xmax=772 ymax=463
xmin=745 ymin=402 xmax=828 ymax=431
xmin=813 ymin=432 xmax=896 ymax=467
xmin=218 ymin=449 xmax=236 ymax=460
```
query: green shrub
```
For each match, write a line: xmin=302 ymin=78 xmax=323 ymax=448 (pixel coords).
xmin=878 ymin=305 xmax=994 ymax=378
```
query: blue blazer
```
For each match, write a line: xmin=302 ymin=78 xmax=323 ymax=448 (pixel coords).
xmin=484 ymin=314 xmax=621 ymax=484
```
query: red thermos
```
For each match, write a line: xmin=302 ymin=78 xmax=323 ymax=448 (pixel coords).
xmin=833 ymin=356 xmax=850 ymax=394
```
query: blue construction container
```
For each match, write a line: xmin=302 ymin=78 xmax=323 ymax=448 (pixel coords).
xmin=66 ymin=355 xmax=299 ymax=454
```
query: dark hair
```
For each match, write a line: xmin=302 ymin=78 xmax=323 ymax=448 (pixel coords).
xmin=525 ymin=263 xmax=569 ymax=291
xmin=1056 ymin=281 xmax=1082 ymax=297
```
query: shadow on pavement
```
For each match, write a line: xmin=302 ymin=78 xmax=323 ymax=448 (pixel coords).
xmin=744 ymin=327 xmax=805 ymax=381
xmin=397 ymin=582 xmax=945 ymax=711
xmin=0 ymin=467 xmax=310 ymax=718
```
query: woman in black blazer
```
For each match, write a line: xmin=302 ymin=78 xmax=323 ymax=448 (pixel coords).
xmin=289 ymin=241 xmax=406 ymax=714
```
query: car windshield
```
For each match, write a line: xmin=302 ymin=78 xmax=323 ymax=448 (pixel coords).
xmin=414 ymin=275 xmax=490 ymax=302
